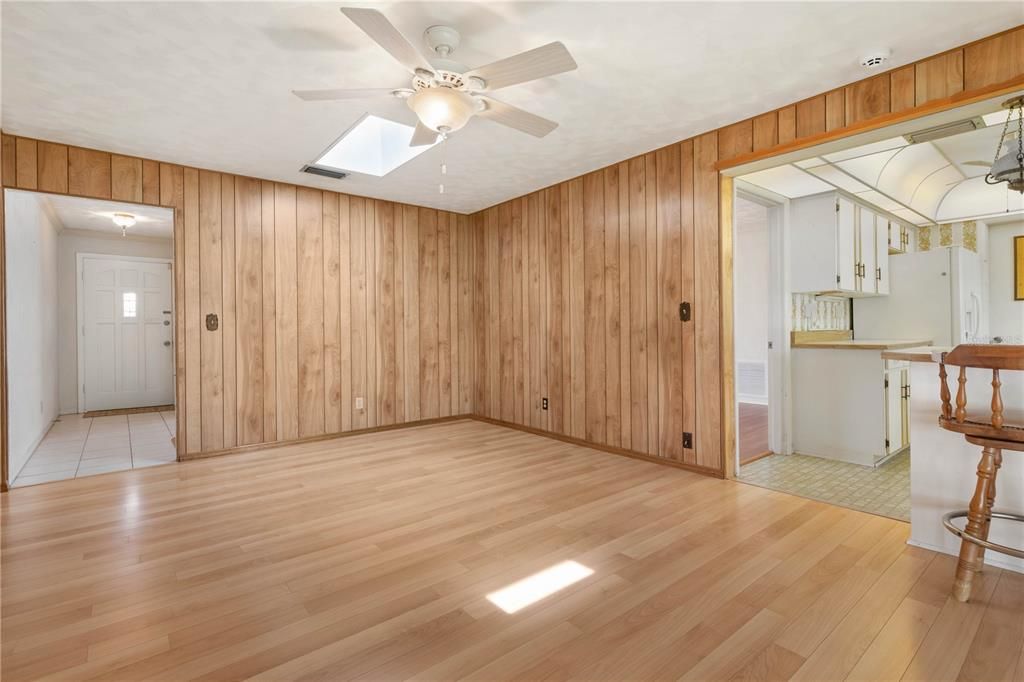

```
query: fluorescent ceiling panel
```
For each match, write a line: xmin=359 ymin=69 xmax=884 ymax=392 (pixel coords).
xmin=313 ymin=114 xmax=437 ymax=177
xmin=823 ymin=136 xmax=908 ymax=163
xmin=937 ymin=176 xmax=1024 ymax=223
xmin=833 ymin=148 xmax=902 ymax=187
xmin=875 ymin=144 xmax=950 ymax=205
xmin=804 ymin=164 xmax=872 ymax=193
xmin=983 ymin=109 xmax=1016 ymax=127
xmin=853 ymin=190 xmax=903 ymax=212
xmin=794 ymin=157 xmax=827 ymax=169
xmin=739 ymin=165 xmax=831 ymax=198
xmin=912 ymin=165 xmax=965 ymax=217
xmin=889 ymin=207 xmax=930 ymax=226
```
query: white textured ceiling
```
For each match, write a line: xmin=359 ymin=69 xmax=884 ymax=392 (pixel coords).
xmin=3 ymin=2 xmax=1023 ymax=214
xmin=43 ymin=194 xmax=174 ymax=238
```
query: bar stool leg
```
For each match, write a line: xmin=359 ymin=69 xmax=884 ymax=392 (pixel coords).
xmin=953 ymin=445 xmax=1001 ymax=602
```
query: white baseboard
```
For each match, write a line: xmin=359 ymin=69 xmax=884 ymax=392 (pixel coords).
xmin=906 ymin=538 xmax=1023 ymax=575
xmin=11 ymin=420 xmax=56 ymax=481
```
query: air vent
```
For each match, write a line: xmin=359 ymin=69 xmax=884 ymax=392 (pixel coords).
xmin=903 ymin=117 xmax=985 ymax=144
xmin=301 ymin=165 xmax=348 ymax=180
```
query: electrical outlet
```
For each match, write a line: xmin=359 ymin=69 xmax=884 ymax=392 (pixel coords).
xmin=355 ymin=397 xmax=364 ymax=410
xmin=541 ymin=397 xmax=549 ymax=410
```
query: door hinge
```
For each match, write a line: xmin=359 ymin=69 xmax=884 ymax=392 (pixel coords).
xmin=682 ymin=432 xmax=693 ymax=449
xmin=885 ymin=438 xmax=890 ymax=448
xmin=835 ymin=201 xmax=840 ymax=212
xmin=837 ymin=274 xmax=841 ymax=285
xmin=679 ymin=302 xmax=691 ymax=322
xmin=884 ymin=378 xmax=889 ymax=388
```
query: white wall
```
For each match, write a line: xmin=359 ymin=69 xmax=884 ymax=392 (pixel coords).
xmin=735 ymin=197 xmax=770 ymax=401
xmin=988 ymin=221 xmax=1024 ymax=343
xmin=57 ymin=230 xmax=173 ymax=413
xmin=4 ymin=190 xmax=61 ymax=478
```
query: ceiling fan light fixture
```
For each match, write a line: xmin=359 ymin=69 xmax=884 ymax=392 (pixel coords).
xmin=408 ymin=87 xmax=475 ymax=133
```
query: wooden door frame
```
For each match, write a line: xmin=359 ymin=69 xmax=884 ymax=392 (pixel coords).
xmin=0 ymin=188 xmax=183 ymax=491
xmin=76 ymin=252 xmax=175 ymax=414
xmin=717 ymin=84 xmax=1024 ymax=480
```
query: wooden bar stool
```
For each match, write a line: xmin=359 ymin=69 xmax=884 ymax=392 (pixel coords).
xmin=938 ymin=344 xmax=1024 ymax=602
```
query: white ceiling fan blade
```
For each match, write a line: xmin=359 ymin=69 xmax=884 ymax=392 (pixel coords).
xmin=292 ymin=87 xmax=398 ymax=101
xmin=466 ymin=42 xmax=577 ymax=91
xmin=962 ymin=161 xmax=991 ymax=167
xmin=477 ymin=97 xmax=558 ymax=138
xmin=410 ymin=121 xmax=439 ymax=147
xmin=340 ymin=7 xmax=434 ymax=75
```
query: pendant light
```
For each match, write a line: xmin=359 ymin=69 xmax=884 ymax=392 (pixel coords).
xmin=985 ymin=96 xmax=1024 ymax=194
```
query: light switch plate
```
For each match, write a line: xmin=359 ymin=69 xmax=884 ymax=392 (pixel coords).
xmin=355 ymin=397 xmax=364 ymax=410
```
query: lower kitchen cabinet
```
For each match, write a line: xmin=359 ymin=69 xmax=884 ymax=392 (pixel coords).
xmin=792 ymin=347 xmax=911 ymax=466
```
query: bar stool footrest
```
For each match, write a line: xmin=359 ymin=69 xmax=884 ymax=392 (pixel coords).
xmin=942 ymin=510 xmax=1024 ymax=559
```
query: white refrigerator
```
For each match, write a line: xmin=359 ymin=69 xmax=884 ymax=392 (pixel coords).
xmin=853 ymin=246 xmax=986 ymax=345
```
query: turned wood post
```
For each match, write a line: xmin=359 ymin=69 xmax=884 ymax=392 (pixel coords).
xmin=953 ymin=445 xmax=1002 ymax=602
xmin=991 ymin=369 xmax=1003 ymax=429
xmin=955 ymin=366 xmax=968 ymax=423
xmin=939 ymin=363 xmax=952 ymax=420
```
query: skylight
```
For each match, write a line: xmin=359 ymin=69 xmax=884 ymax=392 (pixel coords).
xmin=311 ymin=114 xmax=438 ymax=177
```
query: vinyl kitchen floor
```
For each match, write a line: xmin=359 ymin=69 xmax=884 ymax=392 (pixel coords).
xmin=738 ymin=449 xmax=910 ymax=521
xmin=11 ymin=410 xmax=177 ymax=488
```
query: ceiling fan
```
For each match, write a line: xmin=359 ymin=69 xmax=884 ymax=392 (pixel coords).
xmin=293 ymin=7 xmax=578 ymax=146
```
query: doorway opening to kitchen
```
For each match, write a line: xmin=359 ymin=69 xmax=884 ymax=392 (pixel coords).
xmin=729 ymin=95 xmax=1022 ymax=522
xmin=4 ymin=190 xmax=178 ymax=487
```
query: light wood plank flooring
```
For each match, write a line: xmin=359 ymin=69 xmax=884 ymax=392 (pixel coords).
xmin=2 ymin=419 xmax=1021 ymax=681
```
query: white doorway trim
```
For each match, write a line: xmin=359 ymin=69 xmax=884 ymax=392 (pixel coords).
xmin=733 ymin=181 xmax=791 ymax=474
xmin=76 ymin=253 xmax=174 ymax=413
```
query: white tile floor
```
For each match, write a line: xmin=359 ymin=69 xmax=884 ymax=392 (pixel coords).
xmin=12 ymin=410 xmax=177 ymax=487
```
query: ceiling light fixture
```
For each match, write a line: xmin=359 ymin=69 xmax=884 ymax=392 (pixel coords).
xmin=111 ymin=212 xmax=136 ymax=237
xmin=407 ymin=86 xmax=477 ymax=134
xmin=985 ymin=96 xmax=1024 ymax=194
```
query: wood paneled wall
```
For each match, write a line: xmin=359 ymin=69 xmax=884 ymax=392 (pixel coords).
xmin=467 ymin=24 xmax=1024 ymax=478
xmin=717 ymin=25 xmax=1024 ymax=166
xmin=0 ymin=135 xmax=474 ymax=462
xmin=470 ymin=135 xmax=723 ymax=475
xmin=2 ymin=25 xmax=1022 ymax=486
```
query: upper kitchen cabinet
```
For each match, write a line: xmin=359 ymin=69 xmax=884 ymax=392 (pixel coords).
xmin=791 ymin=191 xmax=901 ymax=297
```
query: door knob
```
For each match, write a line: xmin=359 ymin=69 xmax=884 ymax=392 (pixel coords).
xmin=163 ymin=341 xmax=172 ymax=347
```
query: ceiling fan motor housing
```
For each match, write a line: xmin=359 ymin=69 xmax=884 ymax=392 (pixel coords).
xmin=424 ymin=25 xmax=460 ymax=57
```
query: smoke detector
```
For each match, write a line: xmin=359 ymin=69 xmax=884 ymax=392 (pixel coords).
xmin=860 ymin=50 xmax=891 ymax=69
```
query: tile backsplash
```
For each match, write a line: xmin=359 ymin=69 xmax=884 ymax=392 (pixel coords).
xmin=792 ymin=293 xmax=850 ymax=331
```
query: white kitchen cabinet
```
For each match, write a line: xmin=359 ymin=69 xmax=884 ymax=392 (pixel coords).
xmin=887 ymin=220 xmax=912 ymax=254
xmin=875 ymin=216 xmax=891 ymax=295
xmin=857 ymin=205 xmax=877 ymax=295
xmin=791 ymin=191 xmax=895 ymax=297
xmin=884 ymin=364 xmax=909 ymax=457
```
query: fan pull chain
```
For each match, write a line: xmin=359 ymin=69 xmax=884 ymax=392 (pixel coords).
xmin=439 ymin=132 xmax=448 ymax=195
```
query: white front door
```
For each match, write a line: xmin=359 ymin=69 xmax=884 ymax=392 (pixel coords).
xmin=80 ymin=256 xmax=174 ymax=411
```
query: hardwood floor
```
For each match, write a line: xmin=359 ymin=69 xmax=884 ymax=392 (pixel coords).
xmin=2 ymin=419 xmax=1021 ymax=681
xmin=739 ymin=401 xmax=772 ymax=464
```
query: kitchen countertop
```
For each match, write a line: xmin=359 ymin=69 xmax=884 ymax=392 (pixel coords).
xmin=881 ymin=345 xmax=952 ymax=362
xmin=792 ymin=338 xmax=933 ymax=350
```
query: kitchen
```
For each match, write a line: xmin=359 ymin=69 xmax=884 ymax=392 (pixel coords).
xmin=732 ymin=95 xmax=1023 ymax=530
